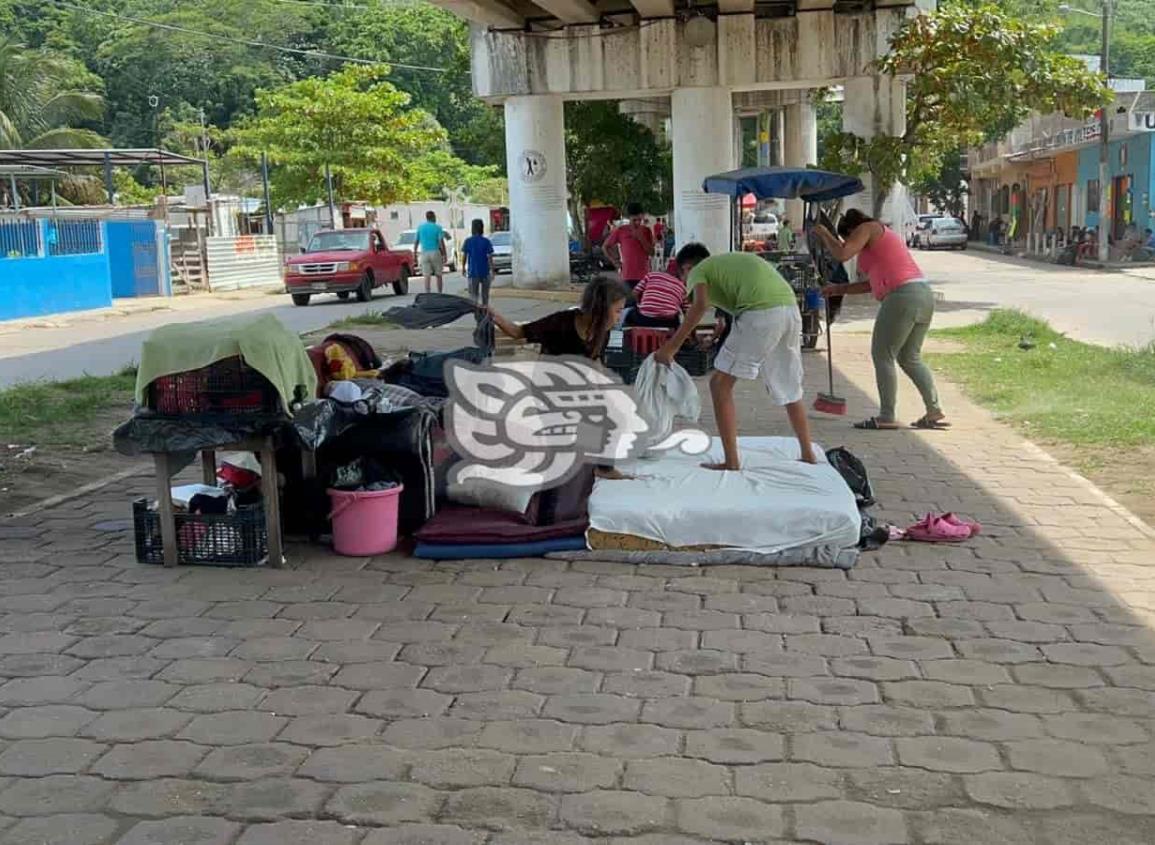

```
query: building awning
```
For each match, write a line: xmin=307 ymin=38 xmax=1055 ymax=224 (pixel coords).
xmin=0 ymin=149 xmax=206 ymax=168
xmin=0 ymin=164 xmax=68 ymax=180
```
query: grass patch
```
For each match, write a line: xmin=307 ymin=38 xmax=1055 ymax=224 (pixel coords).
xmin=326 ymin=312 xmax=397 ymax=330
xmin=0 ymin=365 xmax=137 ymax=446
xmin=930 ymin=309 xmax=1155 ymax=449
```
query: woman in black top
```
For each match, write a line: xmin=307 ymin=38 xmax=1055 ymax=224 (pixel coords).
xmin=488 ymin=277 xmax=628 ymax=359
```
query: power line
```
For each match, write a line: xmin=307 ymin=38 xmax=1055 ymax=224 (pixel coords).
xmin=47 ymin=0 xmax=449 ymax=73
xmin=270 ymin=0 xmax=419 ymax=10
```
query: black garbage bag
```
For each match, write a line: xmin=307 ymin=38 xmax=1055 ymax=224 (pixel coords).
xmin=113 ymin=412 xmax=287 ymax=476
xmin=288 ymin=406 xmax=437 ymax=536
xmin=381 ymin=293 xmax=478 ymax=330
xmin=383 ymin=346 xmax=488 ymax=398
xmin=826 ymin=446 xmax=875 ymax=509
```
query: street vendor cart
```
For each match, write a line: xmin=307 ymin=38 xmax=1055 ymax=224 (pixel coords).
xmin=701 ymin=166 xmax=863 ymax=348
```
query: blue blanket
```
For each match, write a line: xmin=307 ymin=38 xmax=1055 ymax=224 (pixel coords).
xmin=413 ymin=536 xmax=587 ymax=560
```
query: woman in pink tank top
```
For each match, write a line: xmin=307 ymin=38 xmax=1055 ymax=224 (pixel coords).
xmin=814 ymin=209 xmax=948 ymax=431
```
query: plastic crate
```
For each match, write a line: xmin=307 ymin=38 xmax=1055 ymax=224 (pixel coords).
xmin=132 ymin=497 xmax=268 ymax=567
xmin=146 ymin=356 xmax=280 ymax=417
xmin=674 ymin=344 xmax=717 ymax=376
xmin=627 ymin=328 xmax=672 ymax=354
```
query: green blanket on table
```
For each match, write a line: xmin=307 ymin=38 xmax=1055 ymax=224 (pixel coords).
xmin=134 ymin=313 xmax=317 ymax=411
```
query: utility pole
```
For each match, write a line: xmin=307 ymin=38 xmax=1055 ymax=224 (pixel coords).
xmin=325 ymin=163 xmax=336 ymax=229
xmin=1096 ymin=0 xmax=1112 ymax=264
xmin=261 ymin=152 xmax=273 ymax=236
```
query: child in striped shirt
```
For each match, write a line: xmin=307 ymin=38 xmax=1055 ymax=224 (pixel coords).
xmin=624 ymin=269 xmax=687 ymax=329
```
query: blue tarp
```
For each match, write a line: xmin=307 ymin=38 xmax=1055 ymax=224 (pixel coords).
xmin=702 ymin=167 xmax=864 ymax=202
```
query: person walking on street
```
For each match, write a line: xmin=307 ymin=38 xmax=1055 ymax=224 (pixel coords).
xmin=414 ymin=210 xmax=447 ymax=294
xmin=604 ymin=203 xmax=654 ymax=294
xmin=461 ymin=218 xmax=494 ymax=305
xmin=654 ymin=244 xmax=816 ymax=469
xmin=814 ymin=208 xmax=948 ymax=431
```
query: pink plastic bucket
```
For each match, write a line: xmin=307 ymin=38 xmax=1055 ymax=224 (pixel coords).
xmin=327 ymin=485 xmax=404 ymax=556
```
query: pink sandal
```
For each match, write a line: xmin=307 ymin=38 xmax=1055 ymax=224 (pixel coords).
xmin=941 ymin=512 xmax=981 ymax=536
xmin=904 ymin=513 xmax=975 ymax=543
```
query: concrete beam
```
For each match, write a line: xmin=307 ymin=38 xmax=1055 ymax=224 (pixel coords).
xmin=629 ymin=0 xmax=675 ymax=18
xmin=718 ymin=0 xmax=755 ymax=11
xmin=531 ymin=0 xmax=599 ymax=24
xmin=430 ymin=0 xmax=524 ymax=29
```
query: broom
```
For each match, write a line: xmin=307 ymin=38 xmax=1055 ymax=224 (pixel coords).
xmin=813 ymin=300 xmax=847 ymax=415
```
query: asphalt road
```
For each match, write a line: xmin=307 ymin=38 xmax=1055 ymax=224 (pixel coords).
xmin=0 ymin=251 xmax=1152 ymax=388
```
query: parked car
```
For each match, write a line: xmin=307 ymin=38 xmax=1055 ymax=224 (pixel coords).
xmin=397 ymin=229 xmax=458 ymax=273
xmin=748 ymin=212 xmax=780 ymax=240
xmin=909 ymin=213 xmax=943 ymax=248
xmin=490 ymin=230 xmax=513 ymax=275
xmin=920 ymin=217 xmax=968 ymax=251
xmin=283 ymin=228 xmax=411 ymax=306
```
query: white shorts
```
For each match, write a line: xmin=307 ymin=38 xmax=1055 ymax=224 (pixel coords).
xmin=714 ymin=305 xmax=804 ymax=405
xmin=419 ymin=251 xmax=444 ymax=276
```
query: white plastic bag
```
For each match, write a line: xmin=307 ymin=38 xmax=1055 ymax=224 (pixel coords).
xmin=634 ymin=356 xmax=701 ymax=457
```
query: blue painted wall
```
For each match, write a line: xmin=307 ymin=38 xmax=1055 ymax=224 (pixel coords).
xmin=107 ymin=221 xmax=165 ymax=298
xmin=1078 ymin=134 xmax=1154 ymax=231
xmin=0 ymin=221 xmax=113 ymax=322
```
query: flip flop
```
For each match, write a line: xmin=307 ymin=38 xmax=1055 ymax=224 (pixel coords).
xmin=904 ymin=513 xmax=973 ymax=543
xmin=942 ymin=512 xmax=982 ymax=536
xmin=853 ymin=418 xmax=900 ymax=430
xmin=911 ymin=415 xmax=951 ymax=430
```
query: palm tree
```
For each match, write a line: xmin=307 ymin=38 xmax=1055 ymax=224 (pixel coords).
xmin=0 ymin=38 xmax=105 ymax=149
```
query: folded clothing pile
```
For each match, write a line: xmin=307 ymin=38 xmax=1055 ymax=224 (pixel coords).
xmin=414 ymin=465 xmax=594 ymax=559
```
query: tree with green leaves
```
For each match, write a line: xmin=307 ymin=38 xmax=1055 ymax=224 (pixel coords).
xmin=821 ymin=2 xmax=1109 ymax=213
xmin=564 ymin=101 xmax=671 ymax=241
xmin=0 ymin=38 xmax=104 ymax=148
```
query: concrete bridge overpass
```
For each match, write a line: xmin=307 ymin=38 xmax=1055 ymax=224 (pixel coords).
xmin=435 ymin=0 xmax=930 ymax=286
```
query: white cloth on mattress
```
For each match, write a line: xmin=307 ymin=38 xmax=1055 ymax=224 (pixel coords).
xmin=589 ymin=436 xmax=861 ymax=553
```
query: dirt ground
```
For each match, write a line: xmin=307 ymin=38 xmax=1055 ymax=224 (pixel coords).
xmin=0 ymin=404 xmax=147 ymax=517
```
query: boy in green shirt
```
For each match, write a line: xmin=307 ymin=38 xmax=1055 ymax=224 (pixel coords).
xmin=655 ymin=244 xmax=815 ymax=468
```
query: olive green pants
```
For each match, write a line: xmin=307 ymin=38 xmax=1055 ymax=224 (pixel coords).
xmin=871 ymin=281 xmax=941 ymax=423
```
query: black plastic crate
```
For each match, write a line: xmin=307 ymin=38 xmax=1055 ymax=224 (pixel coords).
xmin=674 ymin=344 xmax=717 ymax=376
xmin=146 ymin=356 xmax=280 ymax=417
xmin=133 ymin=497 xmax=268 ymax=567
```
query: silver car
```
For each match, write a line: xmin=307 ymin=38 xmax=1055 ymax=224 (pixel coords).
xmin=921 ymin=217 xmax=968 ymax=251
xmin=490 ymin=230 xmax=513 ymax=274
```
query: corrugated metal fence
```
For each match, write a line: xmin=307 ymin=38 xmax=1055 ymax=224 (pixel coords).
xmin=205 ymin=235 xmax=282 ymax=291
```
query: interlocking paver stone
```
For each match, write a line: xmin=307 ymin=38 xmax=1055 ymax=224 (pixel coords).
xmin=297 ymin=745 xmax=408 ymax=782
xmin=0 ymin=737 xmax=105 ymax=775
xmin=795 ymin=800 xmax=908 ymax=845
xmin=326 ymin=781 xmax=441 ymax=825
xmin=362 ymin=825 xmax=486 ymax=845
xmin=623 ymin=757 xmax=728 ymax=797
xmin=675 ymin=796 xmax=783 ymax=841
xmin=235 ymin=820 xmax=358 ymax=845
xmin=178 ymin=712 xmax=287 ymax=746
xmin=92 ymin=740 xmax=207 ymax=779
xmin=684 ymin=728 xmax=784 ymax=763
xmin=559 ymin=790 xmax=665 ymax=836
xmin=114 ymin=816 xmax=240 ymax=845
xmin=895 ymin=737 xmax=1002 ymax=773
xmin=0 ymin=812 xmax=118 ymax=845
xmin=1006 ymin=739 xmax=1110 ymax=777
xmin=795 ymin=731 xmax=894 ymax=767
xmin=513 ymin=752 xmax=620 ymax=792
xmin=442 ymin=786 xmax=555 ymax=831
xmin=0 ymin=704 xmax=97 ymax=738
xmin=408 ymin=749 xmax=517 ymax=788
xmin=83 ymin=708 xmax=191 ymax=741
xmin=0 ymin=774 xmax=115 ymax=815
xmin=579 ymin=724 xmax=680 ymax=758
xmin=109 ymin=778 xmax=228 ymax=817
xmin=543 ymin=693 xmax=641 ymax=724
xmin=194 ymin=742 xmax=307 ymax=781
xmin=223 ymin=778 xmax=331 ymax=821
xmin=963 ymin=771 xmax=1075 ymax=809
xmin=734 ymin=761 xmax=842 ymax=801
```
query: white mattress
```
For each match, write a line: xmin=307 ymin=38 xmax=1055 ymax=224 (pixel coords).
xmin=589 ymin=436 xmax=861 ymax=554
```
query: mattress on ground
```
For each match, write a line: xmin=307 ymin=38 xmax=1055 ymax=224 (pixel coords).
xmin=549 ymin=546 xmax=859 ymax=569
xmin=589 ymin=436 xmax=861 ymax=555
xmin=414 ymin=536 xmax=587 ymax=560
xmin=415 ymin=506 xmax=588 ymax=544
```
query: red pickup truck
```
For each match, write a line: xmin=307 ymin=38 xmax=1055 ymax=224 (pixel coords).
xmin=283 ymin=228 xmax=411 ymax=306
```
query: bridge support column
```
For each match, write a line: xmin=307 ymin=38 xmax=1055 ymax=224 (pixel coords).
xmin=842 ymin=75 xmax=908 ymax=226
xmin=504 ymin=95 xmax=570 ymax=288
xmin=671 ymin=87 xmax=734 ymax=256
xmin=783 ymin=98 xmax=818 ymax=228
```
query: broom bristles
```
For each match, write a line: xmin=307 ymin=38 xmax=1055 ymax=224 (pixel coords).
xmin=814 ymin=393 xmax=847 ymax=415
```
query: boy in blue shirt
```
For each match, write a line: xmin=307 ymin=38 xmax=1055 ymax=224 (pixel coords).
xmin=413 ymin=210 xmax=447 ymax=293
xmin=461 ymin=219 xmax=495 ymax=305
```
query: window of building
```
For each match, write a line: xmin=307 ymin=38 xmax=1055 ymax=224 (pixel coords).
xmin=1087 ymin=180 xmax=1100 ymax=213
xmin=389 ymin=210 xmax=399 ymax=220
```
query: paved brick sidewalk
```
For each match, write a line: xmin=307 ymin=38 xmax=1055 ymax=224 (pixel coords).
xmin=0 ymin=330 xmax=1153 ymax=844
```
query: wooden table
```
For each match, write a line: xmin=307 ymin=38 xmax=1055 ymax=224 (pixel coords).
xmin=151 ymin=436 xmax=283 ymax=568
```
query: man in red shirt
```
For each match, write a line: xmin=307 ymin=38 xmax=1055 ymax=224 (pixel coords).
xmin=604 ymin=203 xmax=654 ymax=293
